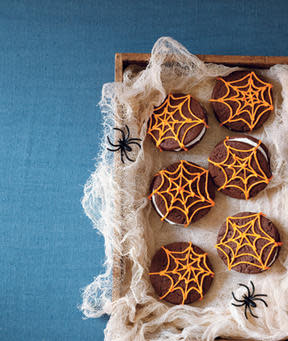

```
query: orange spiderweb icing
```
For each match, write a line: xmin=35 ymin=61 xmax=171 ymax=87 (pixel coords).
xmin=215 ymin=213 xmax=282 ymax=271
xmin=147 ymin=94 xmax=208 ymax=151
xmin=208 ymin=137 xmax=271 ymax=200
xmin=149 ymin=243 xmax=214 ymax=304
xmin=149 ymin=160 xmax=215 ymax=226
xmin=210 ymin=71 xmax=273 ymax=130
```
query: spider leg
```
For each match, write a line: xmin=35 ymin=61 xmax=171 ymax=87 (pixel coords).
xmin=250 ymin=281 xmax=255 ymax=296
xmin=127 ymin=140 xmax=141 ymax=148
xmin=253 ymin=298 xmax=268 ymax=307
xmin=244 ymin=305 xmax=248 ymax=320
xmin=248 ymin=304 xmax=258 ymax=319
xmin=107 ymin=136 xmax=119 ymax=148
xmin=107 ymin=147 xmax=121 ymax=152
xmin=114 ymin=127 xmax=126 ymax=140
xmin=239 ymin=283 xmax=251 ymax=297
xmin=125 ymin=125 xmax=130 ymax=139
xmin=232 ymin=292 xmax=243 ymax=303
xmin=128 ymin=137 xmax=142 ymax=142
xmin=232 ymin=302 xmax=245 ymax=307
xmin=123 ymin=148 xmax=135 ymax=162
xmin=253 ymin=294 xmax=268 ymax=298
xmin=120 ymin=149 xmax=124 ymax=164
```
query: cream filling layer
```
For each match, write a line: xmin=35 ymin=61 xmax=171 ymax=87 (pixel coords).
xmin=174 ymin=125 xmax=206 ymax=151
xmin=152 ymin=194 xmax=178 ymax=225
xmin=229 ymin=137 xmax=268 ymax=162
xmin=264 ymin=247 xmax=279 ymax=270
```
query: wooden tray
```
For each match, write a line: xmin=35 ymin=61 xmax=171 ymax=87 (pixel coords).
xmin=113 ymin=52 xmax=288 ymax=341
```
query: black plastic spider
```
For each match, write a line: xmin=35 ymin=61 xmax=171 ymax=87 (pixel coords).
xmin=232 ymin=281 xmax=268 ymax=319
xmin=107 ymin=125 xmax=141 ymax=164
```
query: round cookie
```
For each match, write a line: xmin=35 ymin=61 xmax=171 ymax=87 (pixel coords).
xmin=208 ymin=135 xmax=272 ymax=200
xmin=149 ymin=242 xmax=214 ymax=304
xmin=149 ymin=160 xmax=215 ymax=226
xmin=215 ymin=212 xmax=282 ymax=274
xmin=147 ymin=93 xmax=208 ymax=151
xmin=210 ymin=70 xmax=273 ymax=132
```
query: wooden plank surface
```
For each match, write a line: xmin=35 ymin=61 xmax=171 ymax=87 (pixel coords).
xmin=115 ymin=52 xmax=288 ymax=82
xmin=113 ymin=52 xmax=288 ymax=341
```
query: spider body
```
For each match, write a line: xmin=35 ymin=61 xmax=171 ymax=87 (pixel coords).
xmin=243 ymin=296 xmax=257 ymax=308
xmin=232 ymin=281 xmax=268 ymax=319
xmin=107 ymin=125 xmax=141 ymax=163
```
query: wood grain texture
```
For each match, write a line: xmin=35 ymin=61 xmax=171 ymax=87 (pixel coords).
xmin=113 ymin=52 xmax=288 ymax=341
xmin=115 ymin=53 xmax=288 ymax=82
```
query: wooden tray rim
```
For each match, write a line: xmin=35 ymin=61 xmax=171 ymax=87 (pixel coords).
xmin=113 ymin=52 xmax=288 ymax=341
xmin=115 ymin=52 xmax=288 ymax=82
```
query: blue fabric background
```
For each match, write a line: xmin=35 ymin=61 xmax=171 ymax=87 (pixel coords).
xmin=1 ymin=1 xmax=287 ymax=340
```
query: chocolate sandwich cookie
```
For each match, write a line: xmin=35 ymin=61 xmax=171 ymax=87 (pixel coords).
xmin=208 ymin=135 xmax=272 ymax=200
xmin=210 ymin=71 xmax=273 ymax=132
xmin=149 ymin=160 xmax=215 ymax=226
xmin=215 ymin=212 xmax=282 ymax=274
xmin=149 ymin=242 xmax=214 ymax=304
xmin=147 ymin=93 xmax=208 ymax=151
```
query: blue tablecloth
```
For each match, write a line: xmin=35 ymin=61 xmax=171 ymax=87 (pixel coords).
xmin=1 ymin=1 xmax=288 ymax=340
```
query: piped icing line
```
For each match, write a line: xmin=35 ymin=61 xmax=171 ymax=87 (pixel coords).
xmin=148 ymin=94 xmax=208 ymax=151
xmin=151 ymin=194 xmax=176 ymax=225
xmin=266 ymin=247 xmax=280 ymax=269
xmin=174 ymin=126 xmax=206 ymax=151
xmin=149 ymin=242 xmax=214 ymax=304
xmin=210 ymin=71 xmax=273 ymax=131
xmin=215 ymin=212 xmax=282 ymax=271
xmin=229 ymin=137 xmax=268 ymax=162
xmin=149 ymin=160 xmax=215 ymax=227
xmin=208 ymin=136 xmax=272 ymax=200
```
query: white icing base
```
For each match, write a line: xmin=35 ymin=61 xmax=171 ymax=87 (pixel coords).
xmin=230 ymin=137 xmax=268 ymax=161
xmin=174 ymin=126 xmax=206 ymax=151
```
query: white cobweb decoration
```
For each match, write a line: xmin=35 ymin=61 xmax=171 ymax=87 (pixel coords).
xmin=80 ymin=37 xmax=288 ymax=340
